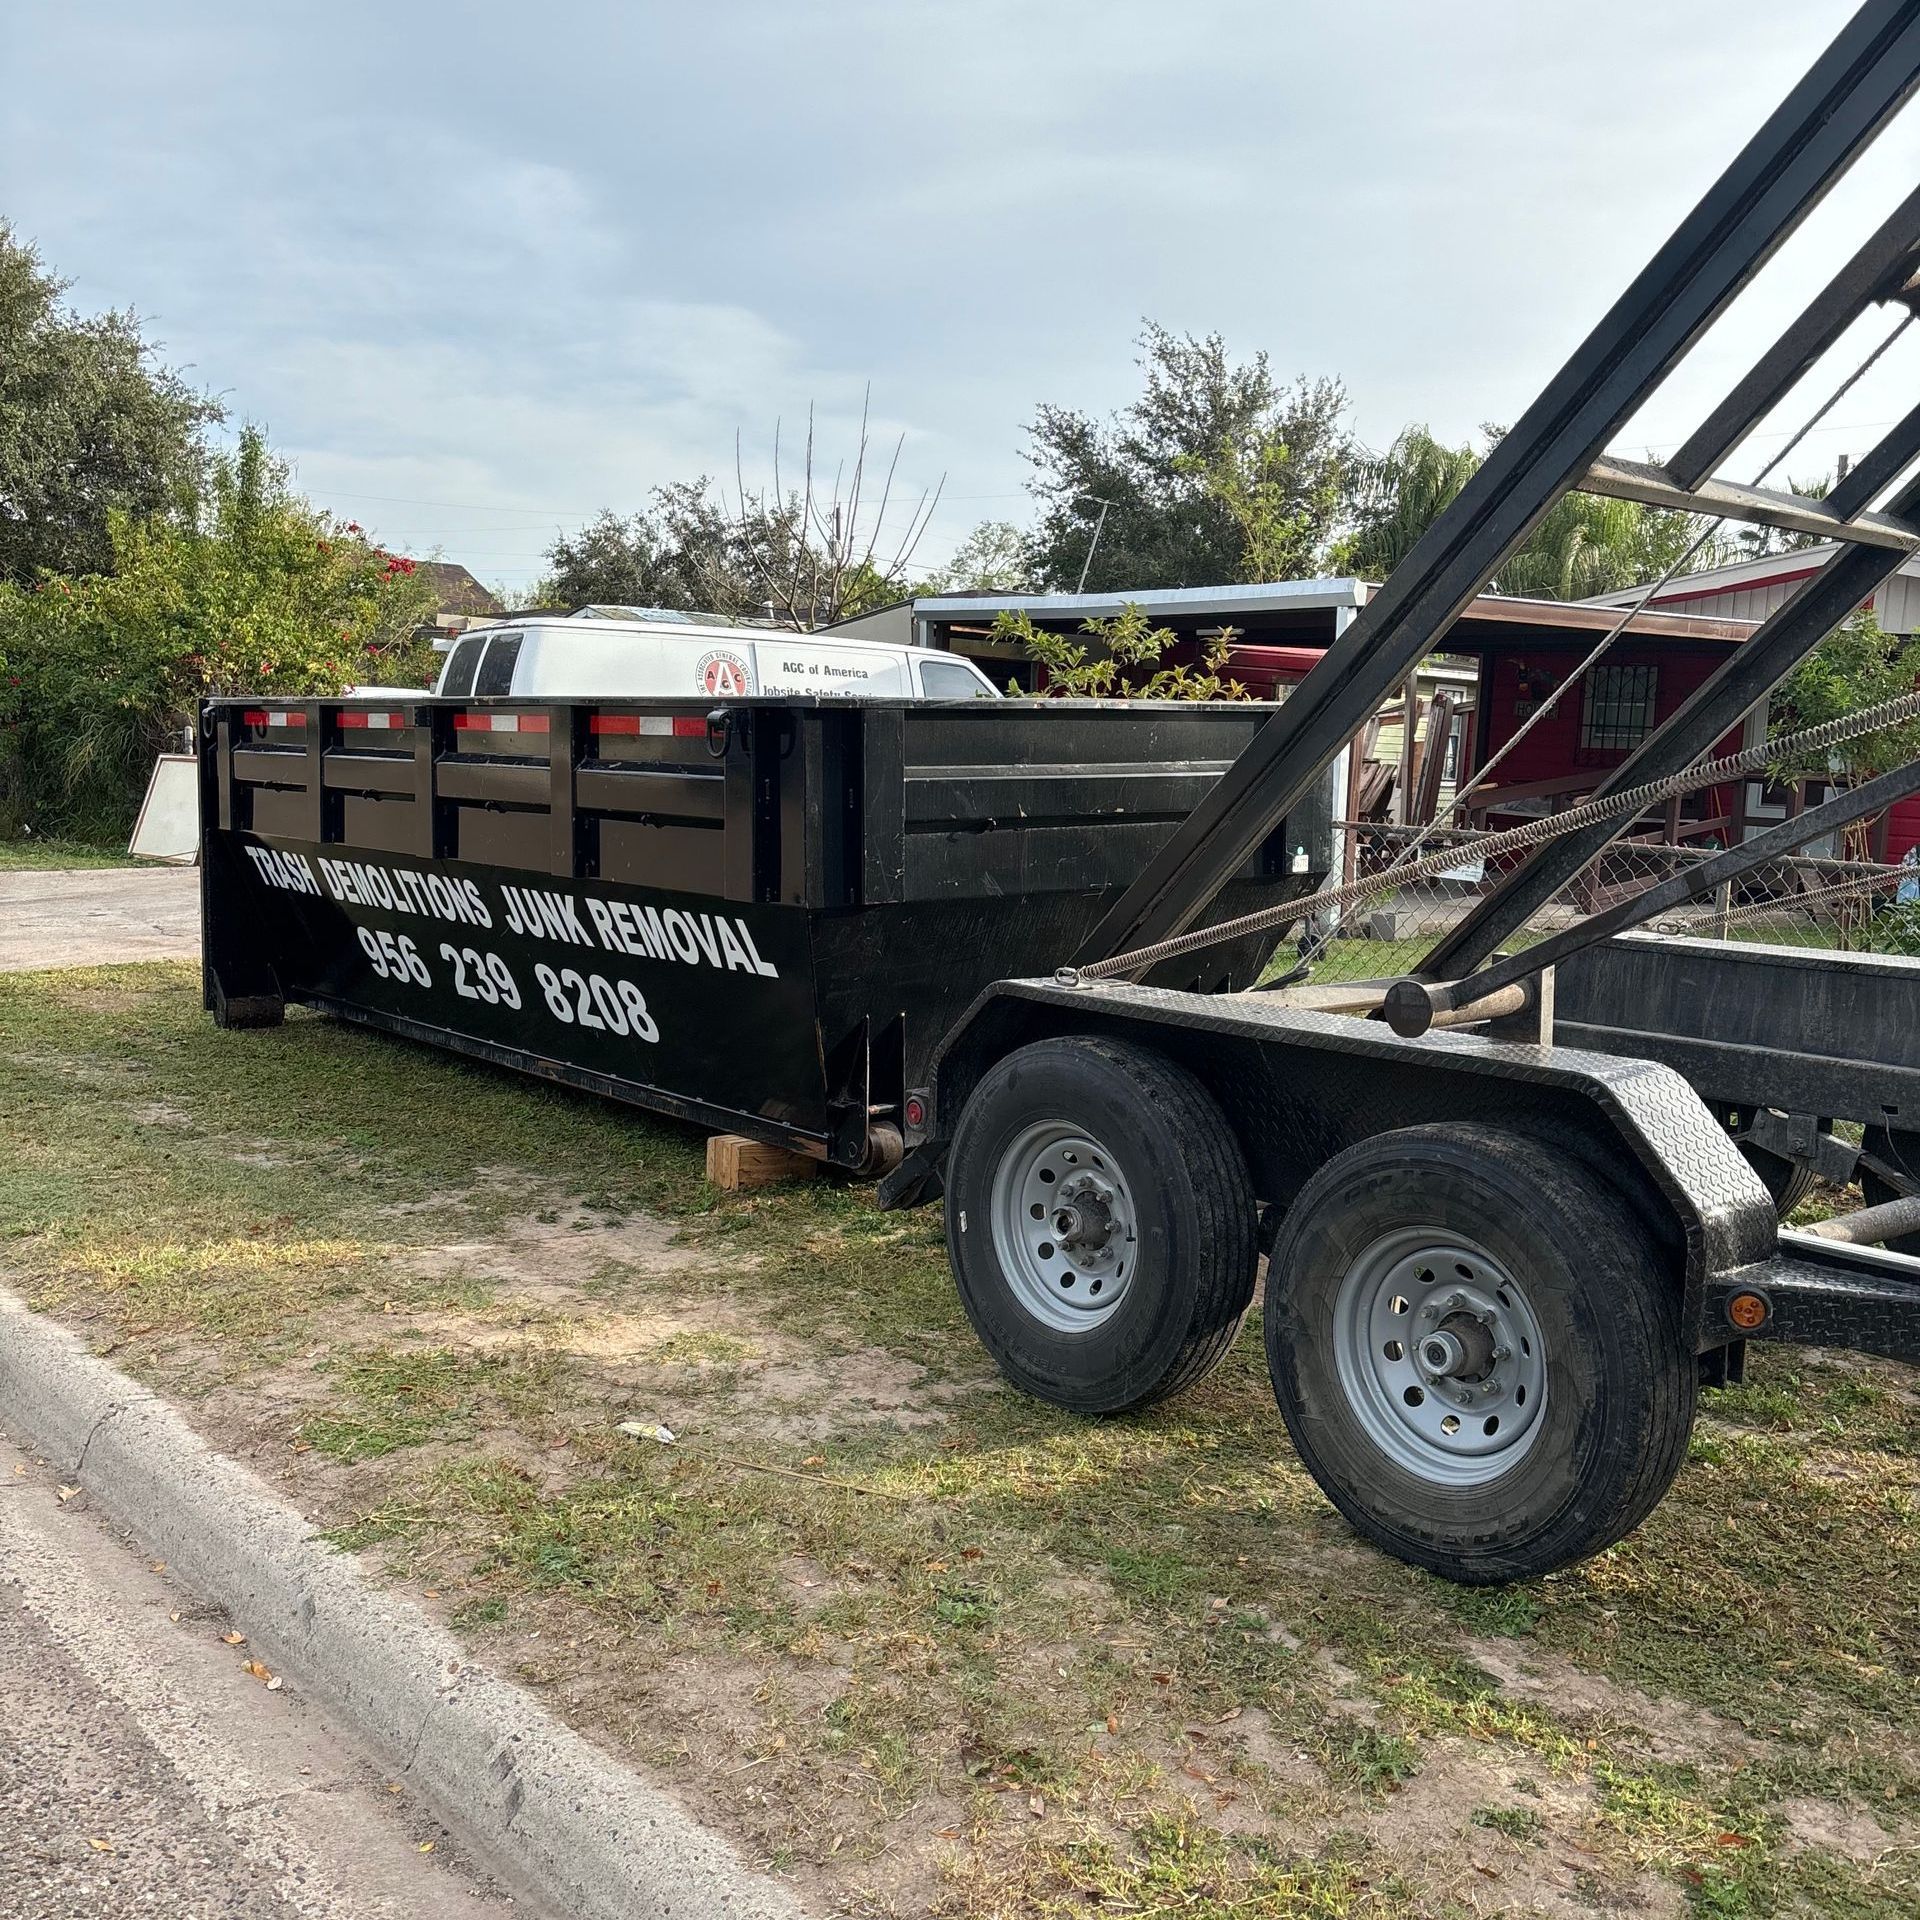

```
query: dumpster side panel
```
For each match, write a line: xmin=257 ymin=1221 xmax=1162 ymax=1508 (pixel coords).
xmin=220 ymin=833 xmax=830 ymax=1142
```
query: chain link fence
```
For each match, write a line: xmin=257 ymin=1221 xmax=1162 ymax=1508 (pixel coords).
xmin=1284 ymin=820 xmax=1920 ymax=987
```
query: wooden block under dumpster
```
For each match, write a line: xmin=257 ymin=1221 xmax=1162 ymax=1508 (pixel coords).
xmin=706 ymin=1134 xmax=818 ymax=1192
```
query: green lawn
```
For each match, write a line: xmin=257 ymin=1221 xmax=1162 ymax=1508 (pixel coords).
xmin=4 ymin=961 xmax=1917 ymax=1917
xmin=0 ymin=836 xmax=135 ymax=872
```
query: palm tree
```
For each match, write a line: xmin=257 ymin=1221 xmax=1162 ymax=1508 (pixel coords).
xmin=1339 ymin=426 xmax=1479 ymax=581
xmin=1341 ymin=424 xmax=1713 ymax=598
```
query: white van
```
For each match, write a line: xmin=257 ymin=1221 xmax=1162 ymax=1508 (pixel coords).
xmin=431 ymin=614 xmax=1001 ymax=703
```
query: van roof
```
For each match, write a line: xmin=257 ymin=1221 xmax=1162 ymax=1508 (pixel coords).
xmin=440 ymin=615 xmax=956 ymax=659
xmin=436 ymin=613 xmax=773 ymax=653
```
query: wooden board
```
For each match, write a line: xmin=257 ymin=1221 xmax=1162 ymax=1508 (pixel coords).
xmin=705 ymin=1133 xmax=819 ymax=1191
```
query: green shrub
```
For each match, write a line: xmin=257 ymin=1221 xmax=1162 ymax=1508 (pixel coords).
xmin=0 ymin=429 xmax=438 ymax=841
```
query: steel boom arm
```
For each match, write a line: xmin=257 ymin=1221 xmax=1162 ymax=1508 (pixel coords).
xmin=1074 ymin=0 xmax=1920 ymax=972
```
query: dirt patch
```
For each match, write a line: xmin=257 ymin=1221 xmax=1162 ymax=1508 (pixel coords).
xmin=1462 ymin=1637 xmax=1760 ymax=1766
xmin=400 ymin=1206 xmax=705 ymax=1290
xmin=732 ymin=1345 xmax=989 ymax=1443
xmin=1365 ymin=1742 xmax=1681 ymax=1919
xmin=1775 ymin=1793 xmax=1905 ymax=1863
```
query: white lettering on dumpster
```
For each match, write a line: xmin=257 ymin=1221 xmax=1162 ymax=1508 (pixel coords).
xmin=243 ymin=847 xmax=780 ymax=983
xmin=500 ymin=884 xmax=595 ymax=947
xmin=313 ymin=857 xmax=492 ymax=929
xmin=580 ymin=895 xmax=777 ymax=977
xmin=244 ymin=844 xmax=323 ymax=897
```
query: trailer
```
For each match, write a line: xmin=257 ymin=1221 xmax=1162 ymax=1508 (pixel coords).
xmin=203 ymin=0 xmax=1920 ymax=1585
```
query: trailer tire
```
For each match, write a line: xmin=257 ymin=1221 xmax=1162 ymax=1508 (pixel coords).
xmin=1860 ymin=1125 xmax=1920 ymax=1253
xmin=1265 ymin=1123 xmax=1693 ymax=1584
xmin=945 ymin=1036 xmax=1257 ymax=1414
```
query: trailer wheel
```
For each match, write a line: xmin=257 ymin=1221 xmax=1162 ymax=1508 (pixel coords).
xmin=1266 ymin=1123 xmax=1693 ymax=1584
xmin=945 ymin=1036 xmax=1257 ymax=1413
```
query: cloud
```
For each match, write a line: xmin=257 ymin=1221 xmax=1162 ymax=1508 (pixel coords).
xmin=4 ymin=0 xmax=1907 ymax=587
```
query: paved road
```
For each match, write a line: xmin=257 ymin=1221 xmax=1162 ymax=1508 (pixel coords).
xmin=0 ymin=868 xmax=202 ymax=973
xmin=0 ymin=1434 xmax=537 ymax=1920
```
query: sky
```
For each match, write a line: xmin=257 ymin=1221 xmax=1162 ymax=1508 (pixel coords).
xmin=5 ymin=0 xmax=1917 ymax=595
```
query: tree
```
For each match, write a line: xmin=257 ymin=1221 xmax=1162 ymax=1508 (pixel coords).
xmin=0 ymin=427 xmax=438 ymax=839
xmin=919 ymin=519 xmax=1032 ymax=594
xmin=1339 ymin=421 xmax=1711 ymax=597
xmin=1765 ymin=609 xmax=1920 ymax=937
xmin=1338 ymin=425 xmax=1480 ymax=581
xmin=540 ymin=483 xmax=748 ymax=615
xmin=727 ymin=398 xmax=941 ymax=627
xmin=0 ymin=223 xmax=222 ymax=585
xmin=1183 ymin=413 xmax=1349 ymax=586
xmin=543 ymin=398 xmax=940 ymax=628
xmin=1769 ymin=609 xmax=1920 ymax=792
xmin=989 ymin=602 xmax=1249 ymax=701
xmin=1023 ymin=323 xmax=1353 ymax=592
xmin=1495 ymin=488 xmax=1706 ymax=601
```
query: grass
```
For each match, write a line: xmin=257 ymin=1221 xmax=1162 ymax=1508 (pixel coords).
xmin=0 ymin=835 xmax=136 ymax=871
xmin=3 ymin=960 xmax=1918 ymax=1917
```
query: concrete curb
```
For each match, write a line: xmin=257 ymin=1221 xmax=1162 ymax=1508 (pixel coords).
xmin=0 ymin=1286 xmax=807 ymax=1920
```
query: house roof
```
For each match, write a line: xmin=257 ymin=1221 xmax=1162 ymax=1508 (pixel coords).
xmin=915 ymin=577 xmax=1757 ymax=652
xmin=1581 ymin=542 xmax=1920 ymax=609
xmin=406 ymin=561 xmax=504 ymax=617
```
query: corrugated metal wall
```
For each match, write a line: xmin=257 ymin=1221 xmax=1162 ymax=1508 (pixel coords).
xmin=1655 ymin=568 xmax=1916 ymax=633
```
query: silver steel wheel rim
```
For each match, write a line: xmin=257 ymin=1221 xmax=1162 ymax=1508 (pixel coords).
xmin=1331 ymin=1227 xmax=1547 ymax=1487
xmin=989 ymin=1122 xmax=1139 ymax=1334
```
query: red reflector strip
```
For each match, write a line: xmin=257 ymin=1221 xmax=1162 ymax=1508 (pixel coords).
xmin=588 ymin=714 xmax=708 ymax=738
xmin=337 ymin=710 xmax=406 ymax=730
xmin=240 ymin=709 xmax=306 ymax=729
xmin=453 ymin=712 xmax=550 ymax=734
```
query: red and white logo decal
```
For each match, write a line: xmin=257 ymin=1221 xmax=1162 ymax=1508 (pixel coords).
xmin=697 ymin=649 xmax=751 ymax=696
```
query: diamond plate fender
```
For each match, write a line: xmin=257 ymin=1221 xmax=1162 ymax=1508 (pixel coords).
xmin=927 ymin=979 xmax=1780 ymax=1350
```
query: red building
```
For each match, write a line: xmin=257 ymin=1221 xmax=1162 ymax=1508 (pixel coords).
xmin=1585 ymin=545 xmax=1920 ymax=860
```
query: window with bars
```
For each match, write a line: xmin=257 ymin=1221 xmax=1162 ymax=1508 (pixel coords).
xmin=1581 ymin=663 xmax=1658 ymax=752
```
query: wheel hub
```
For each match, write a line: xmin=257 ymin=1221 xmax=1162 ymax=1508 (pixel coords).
xmin=1331 ymin=1228 xmax=1548 ymax=1487
xmin=990 ymin=1125 xmax=1139 ymax=1334
xmin=1051 ymin=1177 xmax=1117 ymax=1255
xmin=1419 ymin=1312 xmax=1497 ymax=1382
